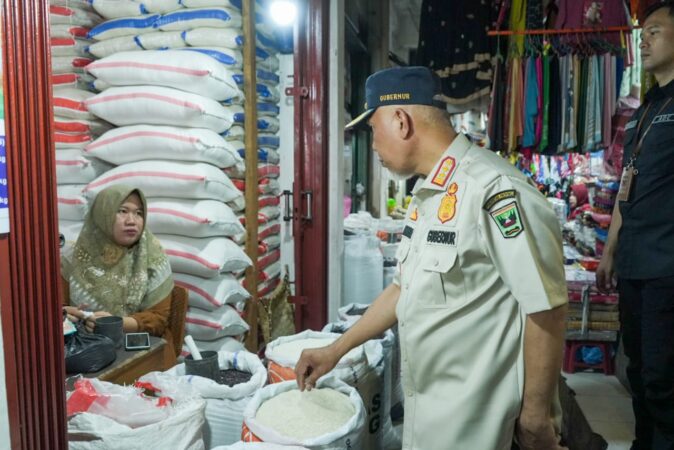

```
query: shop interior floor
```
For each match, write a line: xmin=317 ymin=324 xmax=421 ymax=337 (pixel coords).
xmin=565 ymin=372 xmax=635 ymax=450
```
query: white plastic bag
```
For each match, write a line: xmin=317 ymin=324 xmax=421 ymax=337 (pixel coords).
xmin=342 ymin=235 xmax=383 ymax=306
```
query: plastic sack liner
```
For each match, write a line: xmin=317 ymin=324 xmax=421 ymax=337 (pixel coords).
xmin=146 ymin=198 xmax=244 ymax=238
xmin=67 ymin=378 xmax=206 ymax=450
xmin=55 ymin=149 xmax=112 ymax=184
xmin=87 ymin=50 xmax=241 ymax=101
xmin=185 ymin=305 xmax=249 ymax=340
xmin=65 ymin=329 xmax=116 ymax=374
xmin=159 ymin=350 xmax=266 ymax=448
xmin=88 ymin=15 xmax=160 ymax=41
xmin=84 ymin=160 xmax=242 ymax=203
xmin=157 ymin=234 xmax=251 ymax=278
xmin=156 ymin=7 xmax=242 ymax=31
xmin=174 ymin=271 xmax=249 ymax=312
xmin=241 ymin=378 xmax=366 ymax=450
xmin=85 ymin=85 xmax=234 ymax=133
xmin=86 ymin=125 xmax=241 ymax=168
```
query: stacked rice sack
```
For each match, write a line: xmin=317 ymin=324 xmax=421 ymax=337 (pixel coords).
xmin=82 ymin=1 xmax=283 ymax=355
xmin=51 ymin=0 xmax=111 ymax=253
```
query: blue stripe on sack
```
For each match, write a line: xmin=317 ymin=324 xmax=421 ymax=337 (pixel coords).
xmin=258 ymin=119 xmax=271 ymax=130
xmin=257 ymin=69 xmax=279 ymax=84
xmin=88 ymin=15 xmax=160 ymax=39
xmin=133 ymin=36 xmax=146 ymax=50
xmin=257 ymin=31 xmax=276 ymax=50
xmin=140 ymin=4 xmax=148 ymax=14
xmin=231 ymin=74 xmax=243 ymax=85
xmin=257 ymin=103 xmax=279 ymax=114
xmin=155 ymin=9 xmax=234 ymax=28
xmin=258 ymin=135 xmax=279 ymax=147
xmin=233 ymin=113 xmax=244 ymax=124
xmin=235 ymin=35 xmax=244 ymax=46
xmin=180 ymin=30 xmax=188 ymax=44
xmin=238 ymin=148 xmax=270 ymax=161
xmin=230 ymin=0 xmax=242 ymax=9
xmin=179 ymin=48 xmax=236 ymax=66
xmin=256 ymin=46 xmax=270 ymax=60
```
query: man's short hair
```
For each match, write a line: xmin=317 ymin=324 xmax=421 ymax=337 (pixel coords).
xmin=643 ymin=1 xmax=674 ymax=22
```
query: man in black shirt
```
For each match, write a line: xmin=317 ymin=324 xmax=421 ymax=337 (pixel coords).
xmin=597 ymin=3 xmax=674 ymax=449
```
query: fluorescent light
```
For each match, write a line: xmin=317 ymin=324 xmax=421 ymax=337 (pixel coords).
xmin=269 ymin=0 xmax=297 ymax=26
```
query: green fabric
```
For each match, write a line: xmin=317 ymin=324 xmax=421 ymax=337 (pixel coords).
xmin=62 ymin=185 xmax=173 ymax=316
xmin=576 ymin=58 xmax=588 ymax=152
xmin=540 ymin=54 xmax=551 ymax=152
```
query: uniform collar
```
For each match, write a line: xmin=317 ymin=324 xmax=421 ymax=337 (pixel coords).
xmin=412 ymin=134 xmax=472 ymax=194
xmin=644 ymin=80 xmax=674 ymax=103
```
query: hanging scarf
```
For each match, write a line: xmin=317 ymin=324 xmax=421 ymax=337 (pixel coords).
xmin=62 ymin=185 xmax=173 ymax=316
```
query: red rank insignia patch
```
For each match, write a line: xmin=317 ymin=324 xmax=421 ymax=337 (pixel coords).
xmin=430 ymin=156 xmax=456 ymax=188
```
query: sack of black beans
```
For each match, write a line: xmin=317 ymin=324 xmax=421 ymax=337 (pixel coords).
xmin=323 ymin=322 xmax=401 ymax=450
xmin=242 ymin=378 xmax=366 ymax=449
xmin=156 ymin=350 xmax=267 ymax=448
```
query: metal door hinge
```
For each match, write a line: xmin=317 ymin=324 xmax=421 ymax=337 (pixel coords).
xmin=285 ymin=86 xmax=309 ymax=98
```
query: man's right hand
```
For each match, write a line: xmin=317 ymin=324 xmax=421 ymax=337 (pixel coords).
xmin=596 ymin=254 xmax=616 ymax=293
xmin=294 ymin=345 xmax=342 ymax=391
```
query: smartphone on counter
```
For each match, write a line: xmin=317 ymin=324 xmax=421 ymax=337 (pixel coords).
xmin=125 ymin=332 xmax=151 ymax=351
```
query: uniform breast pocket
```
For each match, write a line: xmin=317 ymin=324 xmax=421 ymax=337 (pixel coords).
xmin=418 ymin=245 xmax=466 ymax=309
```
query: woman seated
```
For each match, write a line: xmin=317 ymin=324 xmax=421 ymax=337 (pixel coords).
xmin=62 ymin=185 xmax=175 ymax=354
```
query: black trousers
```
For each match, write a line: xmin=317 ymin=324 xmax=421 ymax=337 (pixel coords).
xmin=619 ymin=277 xmax=674 ymax=450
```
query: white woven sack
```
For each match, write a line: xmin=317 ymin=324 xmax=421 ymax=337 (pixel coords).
xmin=174 ymin=272 xmax=249 ymax=311
xmin=67 ymin=393 xmax=206 ymax=450
xmin=52 ymin=0 xmax=93 ymax=10
xmin=84 ymin=160 xmax=242 ymax=203
xmin=164 ymin=351 xmax=266 ymax=448
xmin=55 ymin=150 xmax=112 ymax=184
xmin=180 ymin=0 xmax=239 ymax=7
xmin=182 ymin=27 xmax=243 ymax=49
xmin=59 ymin=219 xmax=84 ymax=252
xmin=156 ymin=7 xmax=242 ymax=31
xmin=181 ymin=336 xmax=245 ymax=360
xmin=147 ymin=198 xmax=243 ymax=238
xmin=227 ymin=106 xmax=280 ymax=132
xmin=87 ymin=50 xmax=240 ymax=101
xmin=91 ymin=0 xmax=182 ymax=19
xmin=85 ymin=125 xmax=241 ymax=168
xmin=137 ymin=30 xmax=186 ymax=49
xmin=55 ymin=132 xmax=92 ymax=150
xmin=179 ymin=47 xmax=243 ymax=69
xmin=213 ymin=443 xmax=309 ymax=450
xmin=87 ymin=36 xmax=143 ymax=59
xmin=185 ymin=305 xmax=249 ymax=340
xmin=242 ymin=378 xmax=365 ymax=450
xmin=52 ymin=55 xmax=93 ymax=74
xmin=51 ymin=23 xmax=90 ymax=39
xmin=57 ymin=184 xmax=89 ymax=221
xmin=50 ymin=5 xmax=102 ymax=28
xmin=51 ymin=37 xmax=90 ymax=57
xmin=53 ymin=88 xmax=96 ymax=120
xmin=85 ymin=86 xmax=234 ymax=133
xmin=157 ymin=234 xmax=251 ymax=278
xmin=88 ymin=14 xmax=160 ymax=41
xmin=54 ymin=116 xmax=112 ymax=136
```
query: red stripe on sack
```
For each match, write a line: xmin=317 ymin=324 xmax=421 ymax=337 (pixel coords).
xmin=164 ymin=249 xmax=220 ymax=270
xmin=147 ymin=207 xmax=209 ymax=224
xmin=54 ymin=120 xmax=88 ymax=133
xmin=52 ymin=73 xmax=78 ymax=86
xmin=57 ymin=197 xmax=84 ymax=205
xmin=90 ymin=61 xmax=210 ymax=77
xmin=68 ymin=26 xmax=90 ymax=38
xmin=185 ymin=316 xmax=221 ymax=329
xmin=174 ymin=280 xmax=219 ymax=307
xmin=258 ymin=249 xmax=280 ymax=270
xmin=85 ymin=171 xmax=205 ymax=190
xmin=55 ymin=160 xmax=84 ymax=166
xmin=55 ymin=133 xmax=90 ymax=144
xmin=53 ymin=98 xmax=87 ymax=112
xmin=51 ymin=37 xmax=75 ymax=47
xmin=258 ymin=223 xmax=280 ymax=240
xmin=86 ymin=93 xmax=203 ymax=112
xmin=86 ymin=130 xmax=198 ymax=151
xmin=50 ymin=5 xmax=73 ymax=16
xmin=71 ymin=58 xmax=93 ymax=68
xmin=258 ymin=196 xmax=280 ymax=207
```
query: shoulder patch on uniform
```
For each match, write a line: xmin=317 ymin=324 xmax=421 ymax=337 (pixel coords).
xmin=489 ymin=201 xmax=524 ymax=238
xmin=403 ymin=225 xmax=414 ymax=239
xmin=483 ymin=189 xmax=517 ymax=211
xmin=431 ymin=156 xmax=456 ymax=187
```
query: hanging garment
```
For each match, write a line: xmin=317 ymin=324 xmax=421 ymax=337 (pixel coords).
xmin=522 ymin=57 xmax=540 ymax=149
xmin=417 ymin=0 xmax=493 ymax=106
xmin=544 ymin=55 xmax=562 ymax=155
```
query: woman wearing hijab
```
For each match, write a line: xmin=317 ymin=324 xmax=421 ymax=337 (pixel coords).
xmin=62 ymin=185 xmax=175 ymax=352
xmin=568 ymin=183 xmax=590 ymax=220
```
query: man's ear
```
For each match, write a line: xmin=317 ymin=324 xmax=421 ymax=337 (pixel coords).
xmin=393 ymin=108 xmax=413 ymax=139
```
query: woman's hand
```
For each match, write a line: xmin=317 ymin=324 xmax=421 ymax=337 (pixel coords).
xmin=63 ymin=306 xmax=84 ymax=323
xmin=84 ymin=311 xmax=112 ymax=333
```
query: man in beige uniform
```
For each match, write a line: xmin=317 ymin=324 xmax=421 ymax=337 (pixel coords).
xmin=296 ymin=67 xmax=568 ymax=450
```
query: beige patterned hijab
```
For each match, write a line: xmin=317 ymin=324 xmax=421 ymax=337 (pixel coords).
xmin=62 ymin=185 xmax=173 ymax=316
